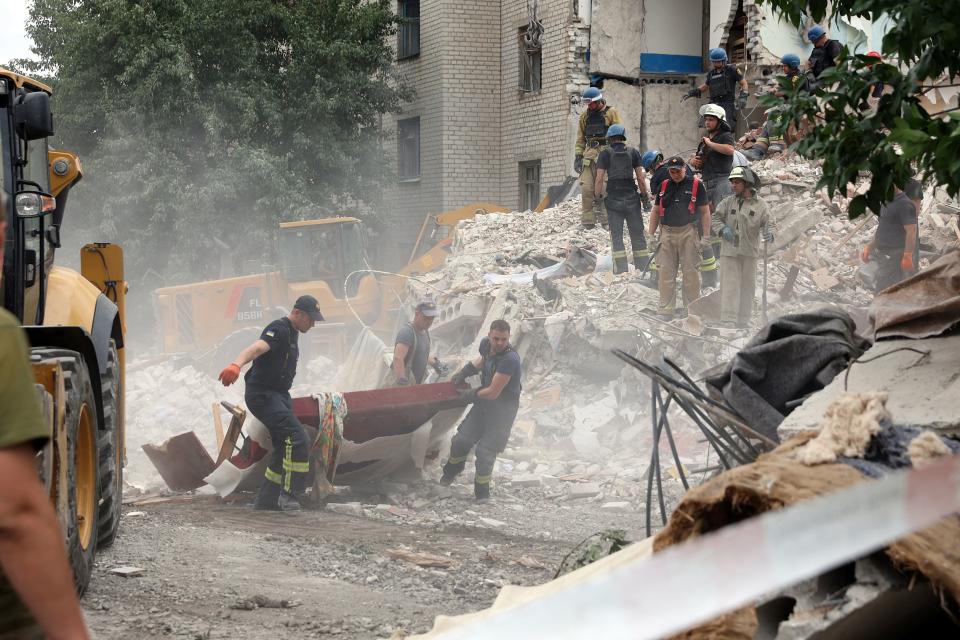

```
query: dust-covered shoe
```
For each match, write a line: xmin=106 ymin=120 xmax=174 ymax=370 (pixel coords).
xmin=278 ymin=492 xmax=302 ymax=512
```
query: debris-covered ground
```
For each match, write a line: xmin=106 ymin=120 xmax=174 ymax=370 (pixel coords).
xmin=96 ymin=154 xmax=960 ymax=638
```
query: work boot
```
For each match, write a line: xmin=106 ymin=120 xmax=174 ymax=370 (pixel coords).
xmin=278 ymin=491 xmax=302 ymax=512
xmin=439 ymin=470 xmax=457 ymax=486
xmin=474 ymin=482 xmax=491 ymax=502
xmin=252 ymin=481 xmax=281 ymax=511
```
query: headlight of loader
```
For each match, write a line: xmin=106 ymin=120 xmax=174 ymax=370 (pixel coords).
xmin=15 ymin=192 xmax=56 ymax=218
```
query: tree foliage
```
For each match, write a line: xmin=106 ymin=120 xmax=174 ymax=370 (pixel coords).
xmin=19 ymin=0 xmax=411 ymax=284
xmin=759 ymin=0 xmax=960 ymax=218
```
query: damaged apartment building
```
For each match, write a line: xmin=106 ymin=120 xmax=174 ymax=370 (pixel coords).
xmin=383 ymin=1 xmax=916 ymax=258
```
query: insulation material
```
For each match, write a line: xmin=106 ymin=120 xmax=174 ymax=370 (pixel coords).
xmin=793 ymin=393 xmax=890 ymax=466
xmin=907 ymin=430 xmax=953 ymax=468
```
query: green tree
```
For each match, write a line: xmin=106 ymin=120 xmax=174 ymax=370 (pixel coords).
xmin=760 ymin=0 xmax=960 ymax=217
xmin=21 ymin=0 xmax=411 ymax=285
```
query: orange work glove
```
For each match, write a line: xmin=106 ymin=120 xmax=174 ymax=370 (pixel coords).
xmin=900 ymin=252 xmax=915 ymax=271
xmin=860 ymin=244 xmax=871 ymax=263
xmin=218 ymin=363 xmax=241 ymax=386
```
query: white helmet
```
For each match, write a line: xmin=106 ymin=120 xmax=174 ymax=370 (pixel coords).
xmin=698 ymin=103 xmax=727 ymax=122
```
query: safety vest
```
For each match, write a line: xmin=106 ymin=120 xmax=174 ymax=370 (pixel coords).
xmin=658 ymin=177 xmax=701 ymax=218
xmin=608 ymin=146 xmax=634 ymax=182
xmin=707 ymin=66 xmax=736 ymax=100
xmin=584 ymin=107 xmax=609 ymax=142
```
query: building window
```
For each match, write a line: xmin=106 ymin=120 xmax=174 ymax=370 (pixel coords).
xmin=519 ymin=160 xmax=541 ymax=210
xmin=398 ymin=117 xmax=420 ymax=181
xmin=518 ymin=26 xmax=542 ymax=92
xmin=398 ymin=0 xmax=420 ymax=59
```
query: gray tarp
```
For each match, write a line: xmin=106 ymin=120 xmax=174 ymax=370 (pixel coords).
xmin=706 ymin=308 xmax=871 ymax=442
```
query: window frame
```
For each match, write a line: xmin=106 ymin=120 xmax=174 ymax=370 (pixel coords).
xmin=397 ymin=0 xmax=421 ymax=60
xmin=397 ymin=116 xmax=421 ymax=182
xmin=518 ymin=26 xmax=542 ymax=93
xmin=519 ymin=160 xmax=541 ymax=211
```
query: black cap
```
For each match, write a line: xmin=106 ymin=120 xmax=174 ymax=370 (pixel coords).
xmin=665 ymin=156 xmax=686 ymax=168
xmin=293 ymin=295 xmax=324 ymax=321
xmin=416 ymin=300 xmax=438 ymax=317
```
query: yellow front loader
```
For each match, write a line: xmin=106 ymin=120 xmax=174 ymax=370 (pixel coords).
xmin=2 ymin=68 xmax=127 ymax=593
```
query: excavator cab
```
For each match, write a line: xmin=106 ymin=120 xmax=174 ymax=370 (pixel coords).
xmin=278 ymin=218 xmax=368 ymax=296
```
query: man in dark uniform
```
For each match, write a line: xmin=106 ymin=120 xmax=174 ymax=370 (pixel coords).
xmin=684 ymin=48 xmax=749 ymax=131
xmin=648 ymin=156 xmax=711 ymax=319
xmin=860 ymin=182 xmax=921 ymax=292
xmin=595 ymin=124 xmax=652 ymax=274
xmin=219 ymin=295 xmax=324 ymax=511
xmin=691 ymin=103 xmax=734 ymax=288
xmin=392 ymin=300 xmax=445 ymax=385
xmin=807 ymin=25 xmax=843 ymax=82
xmin=776 ymin=53 xmax=810 ymax=95
xmin=441 ymin=320 xmax=522 ymax=501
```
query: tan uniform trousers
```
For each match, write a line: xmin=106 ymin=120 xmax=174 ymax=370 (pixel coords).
xmin=579 ymin=146 xmax=607 ymax=225
xmin=720 ymin=255 xmax=758 ymax=324
xmin=657 ymin=224 xmax=701 ymax=313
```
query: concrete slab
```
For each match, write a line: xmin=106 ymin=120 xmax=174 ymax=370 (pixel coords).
xmin=778 ymin=334 xmax=960 ymax=439
xmin=597 ymin=79 xmax=642 ymax=151
xmin=590 ymin=0 xmax=643 ymax=78
xmin=641 ymin=84 xmax=701 ymax=157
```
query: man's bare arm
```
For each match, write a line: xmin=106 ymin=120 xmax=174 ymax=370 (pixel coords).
xmin=392 ymin=343 xmax=410 ymax=380
xmin=594 ymin=168 xmax=607 ymax=198
xmin=478 ymin=372 xmax=511 ymax=401
xmin=0 ymin=444 xmax=90 ymax=639
xmin=232 ymin=339 xmax=270 ymax=368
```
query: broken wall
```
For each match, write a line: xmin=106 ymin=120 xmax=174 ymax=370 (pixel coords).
xmin=641 ymin=84 xmax=701 ymax=157
xmin=588 ymin=0 xmax=643 ymax=78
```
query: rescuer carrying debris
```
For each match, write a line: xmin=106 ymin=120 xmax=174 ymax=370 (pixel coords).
xmin=683 ymin=48 xmax=748 ymax=130
xmin=806 ymin=25 xmax=843 ymax=82
xmin=441 ymin=319 xmax=522 ymax=501
xmin=649 ymin=156 xmax=711 ymax=319
xmin=594 ymin=124 xmax=652 ymax=274
xmin=574 ymin=87 xmax=622 ymax=228
xmin=861 ymin=181 xmax=921 ymax=292
xmin=712 ymin=166 xmax=773 ymax=327
xmin=392 ymin=300 xmax=447 ymax=385
xmin=219 ymin=295 xmax=325 ymax=511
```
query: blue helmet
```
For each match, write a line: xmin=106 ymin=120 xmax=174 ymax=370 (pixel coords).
xmin=641 ymin=149 xmax=663 ymax=170
xmin=606 ymin=124 xmax=626 ymax=139
xmin=781 ymin=53 xmax=801 ymax=69
xmin=709 ymin=48 xmax=728 ymax=62
xmin=807 ymin=25 xmax=826 ymax=42
xmin=582 ymin=87 xmax=603 ymax=103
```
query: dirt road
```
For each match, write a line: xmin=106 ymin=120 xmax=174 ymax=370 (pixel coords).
xmin=84 ymin=483 xmax=649 ymax=639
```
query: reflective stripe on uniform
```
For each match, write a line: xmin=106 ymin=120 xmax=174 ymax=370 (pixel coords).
xmin=447 ymin=454 xmax=468 ymax=465
xmin=283 ymin=459 xmax=310 ymax=473
xmin=633 ymin=249 xmax=651 ymax=258
xmin=264 ymin=467 xmax=282 ymax=485
xmin=699 ymin=255 xmax=718 ymax=272
xmin=612 ymin=250 xmax=628 ymax=259
xmin=475 ymin=474 xmax=492 ymax=485
xmin=283 ymin=437 xmax=294 ymax=492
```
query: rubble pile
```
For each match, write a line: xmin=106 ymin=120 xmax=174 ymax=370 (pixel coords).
xmin=407 ymin=157 xmax=960 ymax=514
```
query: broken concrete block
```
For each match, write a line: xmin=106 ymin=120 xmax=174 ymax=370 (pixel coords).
xmin=510 ymin=474 xmax=543 ymax=488
xmin=479 ymin=517 xmax=507 ymax=529
xmin=326 ymin=502 xmax=365 ymax=517
xmin=109 ymin=566 xmax=146 ymax=577
xmin=568 ymin=483 xmax=601 ymax=499
xmin=600 ymin=501 xmax=631 ymax=511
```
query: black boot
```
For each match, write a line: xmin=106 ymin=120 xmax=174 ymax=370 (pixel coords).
xmin=253 ymin=481 xmax=281 ymax=511
xmin=278 ymin=491 xmax=302 ymax=512
xmin=474 ymin=481 xmax=491 ymax=502
xmin=441 ymin=460 xmax=465 ymax=485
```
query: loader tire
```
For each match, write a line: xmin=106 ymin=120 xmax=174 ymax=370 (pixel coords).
xmin=33 ymin=349 xmax=101 ymax=595
xmin=96 ymin=340 xmax=122 ymax=547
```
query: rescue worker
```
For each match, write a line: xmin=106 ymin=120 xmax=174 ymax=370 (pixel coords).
xmin=861 ymin=182 xmax=920 ymax=292
xmin=392 ymin=300 xmax=446 ymax=385
xmin=219 ymin=295 xmax=325 ymax=511
xmin=595 ymin=124 xmax=652 ymax=274
xmin=777 ymin=53 xmax=810 ymax=95
xmin=691 ymin=103 xmax=736 ymax=209
xmin=574 ymin=87 xmax=622 ymax=228
xmin=684 ymin=48 xmax=749 ymax=131
xmin=807 ymin=25 xmax=843 ymax=81
xmin=441 ymin=320 xmax=522 ymax=501
xmin=712 ymin=166 xmax=773 ymax=327
xmin=648 ymin=156 xmax=711 ymax=319
xmin=0 ymin=191 xmax=91 ymax=639
xmin=642 ymin=149 xmax=666 ymax=195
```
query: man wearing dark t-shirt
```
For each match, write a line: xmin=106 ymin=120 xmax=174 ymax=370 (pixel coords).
xmin=392 ymin=301 xmax=442 ymax=385
xmin=691 ymin=103 xmax=737 ymax=208
xmin=219 ymin=295 xmax=324 ymax=511
xmin=595 ymin=124 xmax=652 ymax=274
xmin=441 ymin=320 xmax=522 ymax=501
xmin=861 ymin=184 xmax=920 ymax=292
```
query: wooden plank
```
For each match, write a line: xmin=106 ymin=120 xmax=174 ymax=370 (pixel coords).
xmin=216 ymin=402 xmax=247 ymax=466
xmin=212 ymin=402 xmax=225 ymax=450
